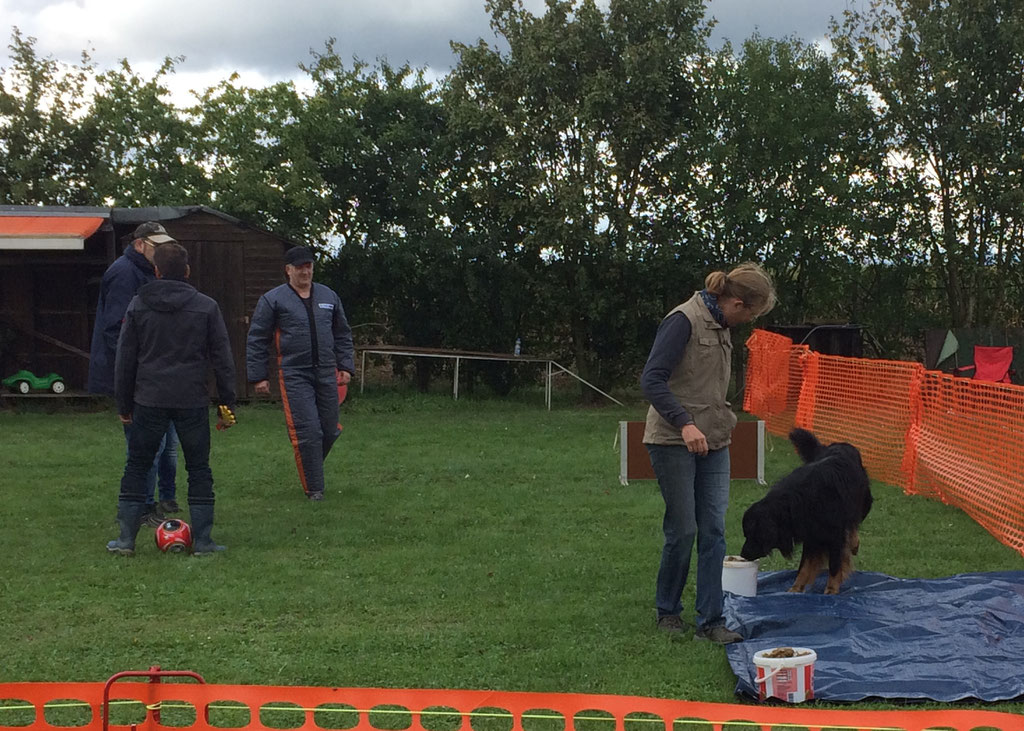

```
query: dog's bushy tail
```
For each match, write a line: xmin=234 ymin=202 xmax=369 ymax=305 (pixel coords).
xmin=790 ymin=428 xmax=824 ymax=463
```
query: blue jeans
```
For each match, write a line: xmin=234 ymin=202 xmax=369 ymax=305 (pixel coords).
xmin=646 ymin=443 xmax=731 ymax=629
xmin=123 ymin=421 xmax=178 ymax=505
xmin=120 ymin=406 xmax=214 ymax=507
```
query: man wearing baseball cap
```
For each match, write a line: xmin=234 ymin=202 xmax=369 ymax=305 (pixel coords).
xmin=89 ymin=222 xmax=181 ymax=526
xmin=107 ymin=242 xmax=236 ymax=556
xmin=246 ymin=246 xmax=355 ymax=502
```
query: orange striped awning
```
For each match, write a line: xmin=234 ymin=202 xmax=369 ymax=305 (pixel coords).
xmin=0 ymin=216 xmax=105 ymax=249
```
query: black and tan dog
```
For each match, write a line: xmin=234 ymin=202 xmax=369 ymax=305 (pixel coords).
xmin=740 ymin=428 xmax=872 ymax=594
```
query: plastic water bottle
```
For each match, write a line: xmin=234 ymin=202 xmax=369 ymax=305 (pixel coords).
xmin=514 ymin=337 xmax=521 ymax=356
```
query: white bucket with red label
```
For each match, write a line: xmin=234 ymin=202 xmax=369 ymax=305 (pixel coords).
xmin=752 ymin=647 xmax=817 ymax=703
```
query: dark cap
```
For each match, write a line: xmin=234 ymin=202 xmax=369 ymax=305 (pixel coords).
xmin=132 ymin=221 xmax=176 ymax=244
xmin=285 ymin=246 xmax=315 ymax=266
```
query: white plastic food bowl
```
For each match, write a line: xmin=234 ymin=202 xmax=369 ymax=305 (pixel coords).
xmin=722 ymin=555 xmax=758 ymax=597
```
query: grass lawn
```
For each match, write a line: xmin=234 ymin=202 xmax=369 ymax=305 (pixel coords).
xmin=0 ymin=391 xmax=1021 ymax=715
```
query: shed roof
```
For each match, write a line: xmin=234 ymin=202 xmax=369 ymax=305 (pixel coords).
xmin=0 ymin=213 xmax=106 ymax=250
xmin=109 ymin=205 xmax=244 ymax=226
xmin=110 ymin=205 xmax=300 ymax=246
xmin=0 ymin=204 xmax=300 ymax=247
xmin=0 ymin=205 xmax=110 ymax=217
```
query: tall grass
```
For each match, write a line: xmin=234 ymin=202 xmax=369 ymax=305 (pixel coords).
xmin=0 ymin=392 xmax=1020 ymax=713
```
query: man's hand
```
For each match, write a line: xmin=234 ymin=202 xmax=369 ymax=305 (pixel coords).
xmin=681 ymin=423 xmax=708 ymax=456
xmin=216 ymin=404 xmax=237 ymax=431
xmin=337 ymin=370 xmax=352 ymax=386
xmin=119 ymin=413 xmax=132 ymax=425
xmin=254 ymin=380 xmax=271 ymax=395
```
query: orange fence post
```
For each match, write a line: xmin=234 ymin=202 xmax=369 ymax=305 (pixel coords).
xmin=794 ymin=349 xmax=818 ymax=431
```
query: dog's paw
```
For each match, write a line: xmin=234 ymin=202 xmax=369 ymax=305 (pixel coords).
xmin=787 ymin=584 xmax=807 ymax=593
xmin=824 ymin=584 xmax=841 ymax=595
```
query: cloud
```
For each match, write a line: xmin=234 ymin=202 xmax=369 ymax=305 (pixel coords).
xmin=1 ymin=0 xmax=507 ymax=76
xmin=706 ymin=0 xmax=852 ymax=48
xmin=1 ymin=0 xmax=851 ymax=87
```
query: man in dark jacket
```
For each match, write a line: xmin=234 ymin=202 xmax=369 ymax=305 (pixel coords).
xmin=106 ymin=243 xmax=236 ymax=556
xmin=88 ymin=221 xmax=179 ymax=525
xmin=246 ymin=246 xmax=354 ymax=502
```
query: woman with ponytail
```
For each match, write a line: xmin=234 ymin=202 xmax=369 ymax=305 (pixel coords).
xmin=641 ymin=263 xmax=776 ymax=643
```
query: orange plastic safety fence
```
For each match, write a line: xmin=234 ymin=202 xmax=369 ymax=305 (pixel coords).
xmin=742 ymin=330 xmax=805 ymax=436
xmin=743 ymin=329 xmax=1024 ymax=556
xmin=1 ymin=682 xmax=1022 ymax=731
xmin=907 ymin=371 xmax=1024 ymax=553
xmin=794 ymin=351 xmax=924 ymax=489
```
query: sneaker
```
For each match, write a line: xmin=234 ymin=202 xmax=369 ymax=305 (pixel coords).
xmin=307 ymin=491 xmax=324 ymax=502
xmin=694 ymin=624 xmax=743 ymax=644
xmin=142 ymin=508 xmax=164 ymax=528
xmin=159 ymin=499 xmax=180 ymax=514
xmin=656 ymin=615 xmax=687 ymax=635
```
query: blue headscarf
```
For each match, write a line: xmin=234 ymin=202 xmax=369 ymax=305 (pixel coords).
xmin=700 ymin=289 xmax=729 ymax=328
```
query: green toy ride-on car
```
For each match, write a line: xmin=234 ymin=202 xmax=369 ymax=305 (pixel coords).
xmin=2 ymin=370 xmax=66 ymax=394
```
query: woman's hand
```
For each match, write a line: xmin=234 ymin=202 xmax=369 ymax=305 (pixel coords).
xmin=681 ymin=423 xmax=708 ymax=456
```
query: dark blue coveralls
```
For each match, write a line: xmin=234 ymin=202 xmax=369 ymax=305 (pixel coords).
xmin=246 ymin=283 xmax=355 ymax=497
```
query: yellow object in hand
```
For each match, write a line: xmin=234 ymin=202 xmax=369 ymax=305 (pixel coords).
xmin=216 ymin=404 xmax=236 ymax=430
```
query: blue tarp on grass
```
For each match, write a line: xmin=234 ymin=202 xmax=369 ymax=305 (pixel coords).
xmin=723 ymin=570 xmax=1024 ymax=702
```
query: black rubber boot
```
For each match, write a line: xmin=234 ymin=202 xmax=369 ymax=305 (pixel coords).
xmin=107 ymin=501 xmax=145 ymax=556
xmin=190 ymin=504 xmax=226 ymax=555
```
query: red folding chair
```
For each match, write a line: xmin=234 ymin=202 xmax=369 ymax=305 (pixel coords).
xmin=953 ymin=345 xmax=1015 ymax=383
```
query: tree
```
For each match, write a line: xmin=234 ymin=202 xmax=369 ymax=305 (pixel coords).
xmin=86 ymin=56 xmax=207 ymax=206
xmin=445 ymin=0 xmax=711 ymax=395
xmin=0 ymin=28 xmax=96 ymax=204
xmin=304 ymin=46 xmax=462 ymax=389
xmin=832 ymin=0 xmax=1024 ymax=328
xmin=195 ymin=77 xmax=329 ymax=243
xmin=682 ymin=36 xmax=917 ymax=321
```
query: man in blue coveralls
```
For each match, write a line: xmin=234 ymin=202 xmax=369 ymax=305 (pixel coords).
xmin=246 ymin=246 xmax=355 ymax=501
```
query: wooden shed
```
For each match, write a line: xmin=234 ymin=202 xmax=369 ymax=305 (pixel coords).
xmin=0 ymin=205 xmax=295 ymax=400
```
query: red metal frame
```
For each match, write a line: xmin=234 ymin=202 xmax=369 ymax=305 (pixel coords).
xmin=101 ymin=666 xmax=205 ymax=731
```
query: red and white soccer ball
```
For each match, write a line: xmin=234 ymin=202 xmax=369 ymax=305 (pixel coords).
xmin=155 ymin=519 xmax=193 ymax=553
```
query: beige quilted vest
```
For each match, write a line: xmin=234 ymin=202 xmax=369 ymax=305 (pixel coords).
xmin=642 ymin=291 xmax=737 ymax=450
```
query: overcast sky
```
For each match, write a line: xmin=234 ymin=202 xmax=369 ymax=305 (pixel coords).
xmin=1 ymin=0 xmax=859 ymax=100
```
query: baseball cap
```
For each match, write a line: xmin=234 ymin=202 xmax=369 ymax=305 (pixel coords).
xmin=132 ymin=221 xmax=176 ymax=244
xmin=285 ymin=246 xmax=315 ymax=265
